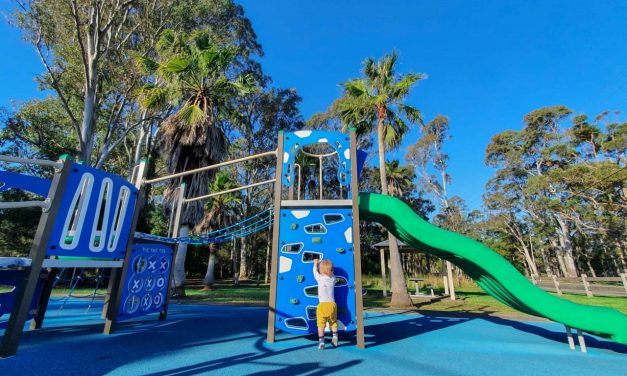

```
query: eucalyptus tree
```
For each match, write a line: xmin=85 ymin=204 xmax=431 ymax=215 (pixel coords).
xmin=332 ymin=51 xmax=424 ymax=307
xmin=227 ymin=87 xmax=302 ymax=279
xmin=405 ymin=115 xmax=467 ymax=290
xmin=140 ymin=29 xmax=256 ymax=293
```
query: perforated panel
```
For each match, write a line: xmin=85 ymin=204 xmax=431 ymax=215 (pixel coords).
xmin=274 ymin=206 xmax=357 ymax=334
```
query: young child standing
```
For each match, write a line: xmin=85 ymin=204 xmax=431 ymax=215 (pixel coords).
xmin=313 ymin=258 xmax=338 ymax=349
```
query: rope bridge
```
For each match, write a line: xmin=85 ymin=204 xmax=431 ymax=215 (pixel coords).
xmin=134 ymin=208 xmax=273 ymax=245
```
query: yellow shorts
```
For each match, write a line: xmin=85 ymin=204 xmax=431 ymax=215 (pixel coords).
xmin=316 ymin=302 xmax=338 ymax=329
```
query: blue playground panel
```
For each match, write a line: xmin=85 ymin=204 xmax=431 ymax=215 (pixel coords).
xmin=1 ymin=300 xmax=626 ymax=376
xmin=118 ymin=244 xmax=172 ymax=321
xmin=0 ymin=269 xmax=47 ymax=330
xmin=45 ymin=162 xmax=137 ymax=259
xmin=282 ymin=130 xmax=353 ymax=189
xmin=0 ymin=170 xmax=51 ymax=197
xmin=275 ymin=207 xmax=356 ymax=335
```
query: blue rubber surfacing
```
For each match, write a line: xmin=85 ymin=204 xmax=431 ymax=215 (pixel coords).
xmin=1 ymin=300 xmax=626 ymax=376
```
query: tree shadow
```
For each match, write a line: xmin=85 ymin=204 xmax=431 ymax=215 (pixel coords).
xmin=483 ymin=316 xmax=627 ymax=354
xmin=360 ymin=313 xmax=470 ymax=348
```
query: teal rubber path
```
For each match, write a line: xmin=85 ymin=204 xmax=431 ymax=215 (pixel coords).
xmin=358 ymin=193 xmax=627 ymax=345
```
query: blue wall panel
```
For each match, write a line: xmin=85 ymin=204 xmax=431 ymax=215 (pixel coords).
xmin=45 ymin=163 xmax=137 ymax=259
xmin=274 ymin=206 xmax=356 ymax=335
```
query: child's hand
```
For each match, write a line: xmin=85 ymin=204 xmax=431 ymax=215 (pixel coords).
xmin=314 ymin=259 xmax=319 ymax=265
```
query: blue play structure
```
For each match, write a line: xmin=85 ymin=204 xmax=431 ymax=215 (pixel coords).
xmin=267 ymin=129 xmax=367 ymax=347
xmin=0 ymin=156 xmax=173 ymax=357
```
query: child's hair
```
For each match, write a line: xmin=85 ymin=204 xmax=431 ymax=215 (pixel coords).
xmin=319 ymin=259 xmax=334 ymax=276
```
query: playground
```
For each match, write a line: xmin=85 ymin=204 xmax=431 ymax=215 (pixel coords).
xmin=3 ymin=299 xmax=626 ymax=376
xmin=1 ymin=2 xmax=627 ymax=373
xmin=1 ymin=129 xmax=626 ymax=376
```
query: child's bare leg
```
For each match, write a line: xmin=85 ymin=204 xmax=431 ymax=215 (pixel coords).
xmin=331 ymin=327 xmax=338 ymax=347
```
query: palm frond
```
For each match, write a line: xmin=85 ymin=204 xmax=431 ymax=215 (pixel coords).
xmin=177 ymin=103 xmax=205 ymax=126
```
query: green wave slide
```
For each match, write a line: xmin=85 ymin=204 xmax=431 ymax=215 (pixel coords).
xmin=358 ymin=193 xmax=627 ymax=345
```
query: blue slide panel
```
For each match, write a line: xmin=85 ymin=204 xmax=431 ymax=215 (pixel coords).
xmin=45 ymin=162 xmax=138 ymax=259
xmin=118 ymin=244 xmax=172 ymax=321
xmin=274 ymin=206 xmax=357 ymax=335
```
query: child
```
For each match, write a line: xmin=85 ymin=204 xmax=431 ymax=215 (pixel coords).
xmin=313 ymin=258 xmax=338 ymax=349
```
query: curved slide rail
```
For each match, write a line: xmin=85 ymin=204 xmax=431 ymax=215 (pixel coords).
xmin=358 ymin=193 xmax=627 ymax=345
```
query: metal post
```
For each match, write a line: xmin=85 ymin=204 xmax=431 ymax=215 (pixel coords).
xmin=159 ymin=182 xmax=186 ymax=321
xmin=565 ymin=326 xmax=575 ymax=350
xmin=29 ymin=268 xmax=56 ymax=330
xmin=295 ymin=163 xmax=301 ymax=200
xmin=318 ymin=155 xmax=323 ymax=199
xmin=349 ymin=128 xmax=365 ymax=349
xmin=267 ymin=131 xmax=285 ymax=344
xmin=0 ymin=161 xmax=72 ymax=358
xmin=380 ymin=248 xmax=387 ymax=297
xmin=103 ymin=160 xmax=149 ymax=334
xmin=576 ymin=329 xmax=587 ymax=353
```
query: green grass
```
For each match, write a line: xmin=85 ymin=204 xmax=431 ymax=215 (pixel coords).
xmin=41 ymin=279 xmax=627 ymax=319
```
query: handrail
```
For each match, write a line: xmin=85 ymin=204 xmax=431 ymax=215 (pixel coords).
xmin=184 ymin=179 xmax=276 ymax=203
xmin=0 ymin=199 xmax=51 ymax=211
xmin=0 ymin=155 xmax=63 ymax=169
xmin=143 ymin=150 xmax=277 ymax=185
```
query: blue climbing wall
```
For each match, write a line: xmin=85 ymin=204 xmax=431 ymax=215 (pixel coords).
xmin=118 ymin=243 xmax=172 ymax=321
xmin=45 ymin=162 xmax=138 ymax=259
xmin=274 ymin=207 xmax=357 ymax=334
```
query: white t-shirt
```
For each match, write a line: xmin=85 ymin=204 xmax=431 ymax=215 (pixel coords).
xmin=313 ymin=263 xmax=335 ymax=303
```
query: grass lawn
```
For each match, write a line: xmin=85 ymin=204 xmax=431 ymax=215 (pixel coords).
xmin=45 ymin=279 xmax=627 ymax=319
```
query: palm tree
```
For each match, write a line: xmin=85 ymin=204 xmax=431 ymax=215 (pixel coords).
xmin=385 ymin=160 xmax=416 ymax=198
xmin=196 ymin=171 xmax=241 ymax=290
xmin=334 ymin=51 xmax=424 ymax=307
xmin=140 ymin=29 xmax=256 ymax=295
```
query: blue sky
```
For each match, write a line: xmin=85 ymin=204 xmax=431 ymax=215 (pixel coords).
xmin=2 ymin=1 xmax=627 ymax=210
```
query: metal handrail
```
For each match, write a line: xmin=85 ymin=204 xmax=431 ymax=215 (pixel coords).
xmin=143 ymin=150 xmax=277 ymax=185
xmin=0 ymin=155 xmax=63 ymax=169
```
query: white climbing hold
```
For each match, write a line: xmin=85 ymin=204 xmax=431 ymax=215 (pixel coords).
xmin=344 ymin=228 xmax=353 ymax=243
xmin=318 ymin=138 xmax=328 ymax=143
xmin=344 ymin=149 xmax=350 ymax=159
xmin=294 ymin=130 xmax=312 ymax=138
xmin=283 ymin=152 xmax=290 ymax=163
xmin=291 ymin=210 xmax=310 ymax=219
xmin=279 ymin=256 xmax=292 ymax=273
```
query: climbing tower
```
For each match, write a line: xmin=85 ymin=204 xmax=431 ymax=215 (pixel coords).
xmin=267 ymin=129 xmax=366 ymax=348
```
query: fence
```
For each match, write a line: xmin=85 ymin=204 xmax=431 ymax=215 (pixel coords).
xmin=531 ymin=273 xmax=627 ymax=298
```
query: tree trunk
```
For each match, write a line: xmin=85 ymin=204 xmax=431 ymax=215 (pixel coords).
xmin=264 ymin=236 xmax=271 ymax=284
xmin=172 ymin=225 xmax=189 ymax=296
xmin=377 ymin=115 xmax=412 ymax=307
xmin=555 ymin=215 xmax=578 ymax=277
xmin=238 ymin=236 xmax=248 ymax=280
xmin=203 ymin=243 xmax=217 ymax=289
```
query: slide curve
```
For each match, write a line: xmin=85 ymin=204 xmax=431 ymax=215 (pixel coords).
xmin=358 ymin=192 xmax=627 ymax=345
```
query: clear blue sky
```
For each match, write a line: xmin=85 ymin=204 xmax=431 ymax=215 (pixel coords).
xmin=2 ymin=1 xmax=627 ymax=210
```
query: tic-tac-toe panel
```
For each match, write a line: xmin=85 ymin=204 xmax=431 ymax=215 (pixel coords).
xmin=274 ymin=206 xmax=356 ymax=334
xmin=118 ymin=243 xmax=172 ymax=321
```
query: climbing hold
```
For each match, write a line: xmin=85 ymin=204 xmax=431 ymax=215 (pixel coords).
xmin=336 ymin=248 xmax=346 ymax=254
xmin=290 ymin=298 xmax=300 ymax=305
xmin=296 ymin=275 xmax=305 ymax=283
xmin=290 ymin=223 xmax=298 ymax=230
xmin=312 ymin=237 xmax=322 ymax=244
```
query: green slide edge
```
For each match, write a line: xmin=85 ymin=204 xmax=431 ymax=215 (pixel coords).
xmin=358 ymin=192 xmax=627 ymax=345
